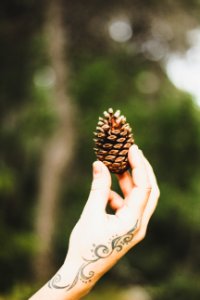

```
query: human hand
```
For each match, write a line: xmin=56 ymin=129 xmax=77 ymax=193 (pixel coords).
xmin=47 ymin=145 xmax=160 ymax=298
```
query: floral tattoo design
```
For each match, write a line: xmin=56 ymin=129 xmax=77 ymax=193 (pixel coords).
xmin=48 ymin=220 xmax=138 ymax=291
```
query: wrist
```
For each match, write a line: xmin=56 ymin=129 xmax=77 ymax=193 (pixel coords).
xmin=54 ymin=259 xmax=93 ymax=299
xmin=29 ymin=259 xmax=93 ymax=300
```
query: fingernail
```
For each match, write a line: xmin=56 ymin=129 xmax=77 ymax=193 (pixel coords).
xmin=93 ymin=161 xmax=102 ymax=177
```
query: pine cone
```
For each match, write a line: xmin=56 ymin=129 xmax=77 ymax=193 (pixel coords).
xmin=94 ymin=108 xmax=134 ymax=174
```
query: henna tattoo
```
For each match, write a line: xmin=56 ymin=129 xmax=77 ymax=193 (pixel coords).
xmin=48 ymin=220 xmax=138 ymax=291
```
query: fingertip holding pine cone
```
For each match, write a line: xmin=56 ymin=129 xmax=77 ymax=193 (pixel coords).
xmin=93 ymin=108 xmax=134 ymax=174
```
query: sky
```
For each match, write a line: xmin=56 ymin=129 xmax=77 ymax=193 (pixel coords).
xmin=166 ymin=28 xmax=200 ymax=106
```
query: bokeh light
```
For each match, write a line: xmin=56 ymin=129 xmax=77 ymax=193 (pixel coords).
xmin=108 ymin=19 xmax=133 ymax=43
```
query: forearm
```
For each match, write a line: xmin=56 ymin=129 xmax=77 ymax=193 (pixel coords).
xmin=29 ymin=257 xmax=94 ymax=300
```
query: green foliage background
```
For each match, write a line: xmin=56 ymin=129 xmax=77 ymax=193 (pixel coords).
xmin=0 ymin=0 xmax=200 ymax=299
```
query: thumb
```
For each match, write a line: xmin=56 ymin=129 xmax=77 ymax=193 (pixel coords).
xmin=85 ymin=161 xmax=111 ymax=213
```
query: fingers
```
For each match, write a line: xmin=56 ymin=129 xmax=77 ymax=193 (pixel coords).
xmin=117 ymin=171 xmax=133 ymax=197
xmin=127 ymin=151 xmax=160 ymax=243
xmin=108 ymin=190 xmax=124 ymax=211
xmin=138 ymin=155 xmax=160 ymax=232
xmin=83 ymin=161 xmax=111 ymax=215
xmin=126 ymin=145 xmax=151 ymax=210
xmin=116 ymin=145 xmax=151 ymax=223
xmin=129 ymin=145 xmax=151 ymax=189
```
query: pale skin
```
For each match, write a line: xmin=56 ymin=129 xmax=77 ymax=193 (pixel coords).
xmin=29 ymin=145 xmax=160 ymax=300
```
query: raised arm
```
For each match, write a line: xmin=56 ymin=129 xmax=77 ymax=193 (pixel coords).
xmin=30 ymin=145 xmax=160 ymax=300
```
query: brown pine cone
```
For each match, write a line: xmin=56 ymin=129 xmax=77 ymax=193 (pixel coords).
xmin=94 ymin=108 xmax=134 ymax=174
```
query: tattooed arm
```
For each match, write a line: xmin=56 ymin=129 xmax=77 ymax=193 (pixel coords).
xmin=29 ymin=145 xmax=160 ymax=300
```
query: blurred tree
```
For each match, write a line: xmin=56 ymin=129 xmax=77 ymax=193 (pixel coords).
xmin=0 ymin=0 xmax=46 ymax=291
xmin=32 ymin=0 xmax=77 ymax=282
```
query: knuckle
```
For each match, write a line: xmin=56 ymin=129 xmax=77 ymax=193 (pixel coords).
xmin=145 ymin=186 xmax=152 ymax=197
xmin=153 ymin=186 xmax=160 ymax=199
